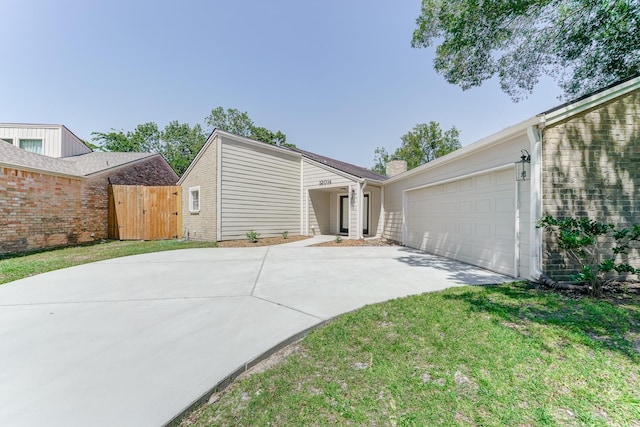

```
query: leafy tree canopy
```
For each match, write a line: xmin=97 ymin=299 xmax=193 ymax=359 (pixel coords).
xmin=92 ymin=106 xmax=293 ymax=176
xmin=91 ymin=121 xmax=206 ymax=176
xmin=205 ymin=107 xmax=294 ymax=148
xmin=373 ymin=121 xmax=461 ymax=174
xmin=412 ymin=0 xmax=640 ymax=100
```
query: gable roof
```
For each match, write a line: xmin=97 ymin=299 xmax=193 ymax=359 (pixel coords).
xmin=289 ymin=147 xmax=387 ymax=181
xmin=0 ymin=141 xmax=159 ymax=178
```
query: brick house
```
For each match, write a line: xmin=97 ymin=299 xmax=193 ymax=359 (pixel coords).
xmin=0 ymin=124 xmax=177 ymax=254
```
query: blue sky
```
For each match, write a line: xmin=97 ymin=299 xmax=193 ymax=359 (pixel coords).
xmin=1 ymin=0 xmax=562 ymax=167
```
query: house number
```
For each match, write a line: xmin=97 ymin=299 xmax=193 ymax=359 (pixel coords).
xmin=319 ymin=179 xmax=332 ymax=186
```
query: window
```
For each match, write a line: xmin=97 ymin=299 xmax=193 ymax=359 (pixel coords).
xmin=19 ymin=139 xmax=43 ymax=154
xmin=189 ymin=186 xmax=200 ymax=212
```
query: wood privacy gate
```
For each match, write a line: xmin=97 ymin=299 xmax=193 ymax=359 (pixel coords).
xmin=108 ymin=185 xmax=182 ymax=240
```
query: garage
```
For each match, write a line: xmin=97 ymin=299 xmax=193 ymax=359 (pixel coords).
xmin=404 ymin=166 xmax=516 ymax=276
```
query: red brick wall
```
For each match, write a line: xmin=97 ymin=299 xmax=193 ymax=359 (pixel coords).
xmin=0 ymin=156 xmax=178 ymax=255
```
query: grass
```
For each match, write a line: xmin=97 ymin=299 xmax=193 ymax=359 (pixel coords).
xmin=184 ymin=282 xmax=640 ymax=426
xmin=0 ymin=240 xmax=218 ymax=285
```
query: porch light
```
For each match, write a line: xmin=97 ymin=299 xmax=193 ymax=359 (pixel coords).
xmin=515 ymin=149 xmax=531 ymax=181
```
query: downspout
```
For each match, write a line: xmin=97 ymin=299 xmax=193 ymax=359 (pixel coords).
xmin=527 ymin=123 xmax=544 ymax=281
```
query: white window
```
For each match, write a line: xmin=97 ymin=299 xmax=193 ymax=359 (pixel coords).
xmin=189 ymin=186 xmax=200 ymax=212
xmin=19 ymin=139 xmax=43 ymax=154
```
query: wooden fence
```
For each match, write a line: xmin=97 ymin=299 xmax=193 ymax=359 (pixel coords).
xmin=108 ymin=185 xmax=182 ymax=240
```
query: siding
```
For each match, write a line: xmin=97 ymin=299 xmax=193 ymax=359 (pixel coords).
xmin=303 ymin=159 xmax=358 ymax=237
xmin=0 ymin=126 xmax=62 ymax=157
xmin=541 ymin=89 xmax=640 ymax=280
xmin=60 ymin=126 xmax=92 ymax=157
xmin=220 ymin=136 xmax=300 ymax=240
xmin=180 ymin=137 xmax=218 ymax=241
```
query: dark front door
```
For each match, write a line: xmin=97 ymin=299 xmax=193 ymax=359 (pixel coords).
xmin=339 ymin=195 xmax=349 ymax=234
xmin=363 ymin=194 xmax=369 ymax=235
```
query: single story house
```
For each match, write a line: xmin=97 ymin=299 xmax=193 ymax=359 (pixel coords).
xmin=181 ymin=75 xmax=639 ymax=282
xmin=0 ymin=123 xmax=178 ymax=254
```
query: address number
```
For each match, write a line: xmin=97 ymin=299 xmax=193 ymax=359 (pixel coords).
xmin=319 ymin=179 xmax=332 ymax=186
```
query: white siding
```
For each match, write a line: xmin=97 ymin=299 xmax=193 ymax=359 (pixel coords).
xmin=302 ymin=159 xmax=355 ymax=188
xmin=220 ymin=136 xmax=301 ymax=240
xmin=0 ymin=125 xmax=90 ymax=158
xmin=60 ymin=126 xmax=91 ymax=157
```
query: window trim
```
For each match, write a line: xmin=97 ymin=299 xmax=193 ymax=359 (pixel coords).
xmin=189 ymin=186 xmax=201 ymax=213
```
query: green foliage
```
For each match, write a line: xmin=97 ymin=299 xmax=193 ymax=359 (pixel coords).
xmin=412 ymin=0 xmax=640 ymax=101
xmin=246 ymin=230 xmax=260 ymax=243
xmin=373 ymin=121 xmax=461 ymax=174
xmin=92 ymin=106 xmax=291 ymax=177
xmin=91 ymin=121 xmax=206 ymax=176
xmin=205 ymin=107 xmax=295 ymax=148
xmin=282 ymin=231 xmax=289 ymax=240
xmin=537 ymin=215 xmax=640 ymax=296
xmin=335 ymin=235 xmax=343 ymax=243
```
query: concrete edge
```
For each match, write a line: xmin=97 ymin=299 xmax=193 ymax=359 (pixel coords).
xmin=163 ymin=319 xmax=331 ymax=427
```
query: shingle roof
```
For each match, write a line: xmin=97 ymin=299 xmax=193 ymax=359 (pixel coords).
xmin=0 ymin=142 xmax=156 ymax=177
xmin=289 ymin=147 xmax=387 ymax=181
xmin=61 ymin=152 xmax=155 ymax=175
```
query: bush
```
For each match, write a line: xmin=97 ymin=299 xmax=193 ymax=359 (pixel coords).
xmin=335 ymin=235 xmax=343 ymax=243
xmin=282 ymin=231 xmax=289 ymax=240
xmin=537 ymin=215 xmax=640 ymax=296
xmin=246 ymin=230 xmax=260 ymax=243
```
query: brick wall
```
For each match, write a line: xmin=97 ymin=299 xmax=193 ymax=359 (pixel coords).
xmin=180 ymin=138 xmax=217 ymax=241
xmin=0 ymin=156 xmax=179 ymax=255
xmin=541 ymin=89 xmax=640 ymax=280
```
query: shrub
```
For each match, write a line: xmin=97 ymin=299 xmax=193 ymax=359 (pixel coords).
xmin=246 ymin=230 xmax=260 ymax=243
xmin=537 ymin=215 xmax=640 ymax=296
xmin=282 ymin=231 xmax=289 ymax=240
xmin=335 ymin=235 xmax=343 ymax=243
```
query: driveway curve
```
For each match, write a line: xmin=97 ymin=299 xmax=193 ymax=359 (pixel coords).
xmin=0 ymin=246 xmax=509 ymax=427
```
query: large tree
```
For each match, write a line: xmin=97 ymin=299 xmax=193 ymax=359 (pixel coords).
xmin=205 ymin=107 xmax=294 ymax=148
xmin=373 ymin=121 xmax=461 ymax=174
xmin=412 ymin=0 xmax=640 ymax=100
xmin=91 ymin=121 xmax=206 ymax=176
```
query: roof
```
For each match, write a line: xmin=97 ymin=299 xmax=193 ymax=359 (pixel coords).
xmin=0 ymin=141 xmax=157 ymax=177
xmin=289 ymin=147 xmax=387 ymax=181
xmin=61 ymin=152 xmax=155 ymax=175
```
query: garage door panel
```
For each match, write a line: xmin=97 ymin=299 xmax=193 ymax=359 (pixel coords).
xmin=405 ymin=169 xmax=515 ymax=276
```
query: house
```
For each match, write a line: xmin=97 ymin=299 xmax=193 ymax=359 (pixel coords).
xmin=0 ymin=124 xmax=178 ymax=254
xmin=181 ymin=76 xmax=639 ymax=282
xmin=178 ymin=130 xmax=386 ymax=241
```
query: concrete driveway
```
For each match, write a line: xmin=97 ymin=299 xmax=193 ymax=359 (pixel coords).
xmin=0 ymin=245 xmax=509 ymax=427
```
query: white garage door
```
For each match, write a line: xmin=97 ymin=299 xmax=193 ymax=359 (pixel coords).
xmin=405 ymin=168 xmax=516 ymax=276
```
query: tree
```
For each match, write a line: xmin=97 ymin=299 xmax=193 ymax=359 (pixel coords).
xmin=411 ymin=0 xmax=640 ymax=100
xmin=373 ymin=121 xmax=461 ymax=174
xmin=205 ymin=106 xmax=294 ymax=148
xmin=161 ymin=121 xmax=207 ymax=176
xmin=91 ymin=121 xmax=206 ymax=176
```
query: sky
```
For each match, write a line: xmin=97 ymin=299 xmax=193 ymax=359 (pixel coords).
xmin=1 ymin=0 xmax=564 ymax=168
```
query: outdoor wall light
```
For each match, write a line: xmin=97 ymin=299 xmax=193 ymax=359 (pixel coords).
xmin=516 ymin=149 xmax=531 ymax=181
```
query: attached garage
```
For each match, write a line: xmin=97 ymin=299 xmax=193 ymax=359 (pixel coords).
xmin=403 ymin=166 xmax=516 ymax=276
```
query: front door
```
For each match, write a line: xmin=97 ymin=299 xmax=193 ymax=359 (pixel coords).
xmin=363 ymin=194 xmax=369 ymax=235
xmin=339 ymin=195 xmax=349 ymax=234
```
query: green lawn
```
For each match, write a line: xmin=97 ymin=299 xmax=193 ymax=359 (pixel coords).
xmin=184 ymin=282 xmax=640 ymax=426
xmin=0 ymin=240 xmax=218 ymax=285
